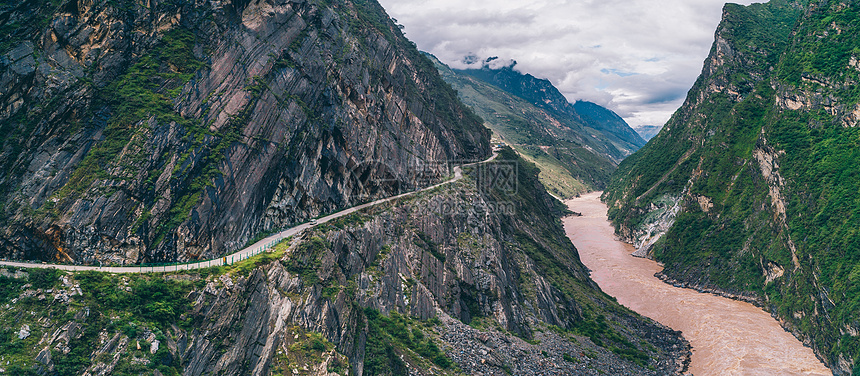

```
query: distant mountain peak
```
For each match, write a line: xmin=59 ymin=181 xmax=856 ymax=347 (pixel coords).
xmin=453 ymin=63 xmax=646 ymax=156
xmin=632 ymin=125 xmax=661 ymax=141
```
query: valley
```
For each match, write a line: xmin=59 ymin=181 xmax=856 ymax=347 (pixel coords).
xmin=433 ymin=55 xmax=645 ymax=199
xmin=566 ymin=192 xmax=832 ymax=376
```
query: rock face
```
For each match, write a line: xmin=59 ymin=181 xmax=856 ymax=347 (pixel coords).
xmin=603 ymin=0 xmax=860 ymax=373
xmin=0 ymin=150 xmax=690 ymax=376
xmin=18 ymin=324 xmax=30 ymax=340
xmin=0 ymin=0 xmax=490 ymax=265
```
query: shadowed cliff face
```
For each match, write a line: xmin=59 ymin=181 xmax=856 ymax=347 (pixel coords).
xmin=0 ymin=0 xmax=490 ymax=265
xmin=604 ymin=0 xmax=860 ymax=373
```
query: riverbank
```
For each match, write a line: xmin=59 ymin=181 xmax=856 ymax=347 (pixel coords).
xmin=563 ymin=192 xmax=831 ymax=376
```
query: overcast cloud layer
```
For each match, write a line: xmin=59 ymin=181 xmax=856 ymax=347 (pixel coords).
xmin=377 ymin=0 xmax=760 ymax=128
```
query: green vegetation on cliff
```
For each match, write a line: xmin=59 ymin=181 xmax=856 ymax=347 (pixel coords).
xmin=363 ymin=308 xmax=452 ymax=375
xmin=53 ymin=27 xmax=211 ymax=236
xmin=0 ymin=268 xmax=196 ymax=375
xmin=604 ymin=0 xmax=860 ymax=373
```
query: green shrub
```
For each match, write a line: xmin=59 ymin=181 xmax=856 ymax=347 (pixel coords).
xmin=362 ymin=308 xmax=452 ymax=373
xmin=76 ymin=272 xmax=193 ymax=325
xmin=285 ymin=236 xmax=329 ymax=285
xmin=0 ymin=276 xmax=26 ymax=303
xmin=29 ymin=268 xmax=61 ymax=290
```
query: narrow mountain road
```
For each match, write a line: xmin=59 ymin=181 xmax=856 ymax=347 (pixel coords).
xmin=1 ymin=153 xmax=498 ymax=274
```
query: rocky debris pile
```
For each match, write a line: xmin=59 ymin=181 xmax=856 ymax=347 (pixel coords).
xmin=18 ymin=324 xmax=30 ymax=340
xmin=436 ymin=311 xmax=686 ymax=375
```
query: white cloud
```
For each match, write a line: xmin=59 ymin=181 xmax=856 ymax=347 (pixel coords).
xmin=378 ymin=0 xmax=761 ymax=128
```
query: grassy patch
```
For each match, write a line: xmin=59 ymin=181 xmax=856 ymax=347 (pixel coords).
xmin=327 ymin=212 xmax=369 ymax=230
xmin=284 ymin=236 xmax=329 ymax=285
xmin=270 ymin=327 xmax=349 ymax=376
xmin=0 ymin=275 xmax=27 ymax=303
xmin=29 ymin=268 xmax=61 ymax=289
xmin=363 ymin=308 xmax=452 ymax=374
xmin=76 ymin=272 xmax=194 ymax=326
xmin=0 ymin=267 xmax=193 ymax=375
xmin=229 ymin=240 xmax=290 ymax=276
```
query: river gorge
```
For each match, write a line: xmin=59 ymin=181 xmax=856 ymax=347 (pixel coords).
xmin=563 ymin=192 xmax=832 ymax=376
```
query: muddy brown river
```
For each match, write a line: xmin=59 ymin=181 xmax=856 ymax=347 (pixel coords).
xmin=563 ymin=192 xmax=831 ymax=376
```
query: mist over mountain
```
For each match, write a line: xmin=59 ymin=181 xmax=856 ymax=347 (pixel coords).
xmin=632 ymin=125 xmax=662 ymax=141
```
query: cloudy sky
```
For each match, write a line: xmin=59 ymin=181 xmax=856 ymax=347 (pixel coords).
xmin=376 ymin=0 xmax=760 ymax=129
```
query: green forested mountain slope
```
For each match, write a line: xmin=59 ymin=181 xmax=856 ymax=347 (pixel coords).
xmin=603 ymin=0 xmax=860 ymax=373
xmin=433 ymin=56 xmax=641 ymax=198
xmin=455 ymin=62 xmax=646 ymax=161
xmin=573 ymin=100 xmax=647 ymax=149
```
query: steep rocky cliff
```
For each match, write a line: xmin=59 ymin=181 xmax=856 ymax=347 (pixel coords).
xmin=0 ymin=0 xmax=490 ymax=266
xmin=0 ymin=150 xmax=690 ymax=376
xmin=433 ymin=56 xmax=637 ymax=199
xmin=603 ymin=0 xmax=860 ymax=373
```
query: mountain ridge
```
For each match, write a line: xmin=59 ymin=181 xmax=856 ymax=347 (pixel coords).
xmin=432 ymin=55 xmax=644 ymax=198
xmin=454 ymin=60 xmax=646 ymax=161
